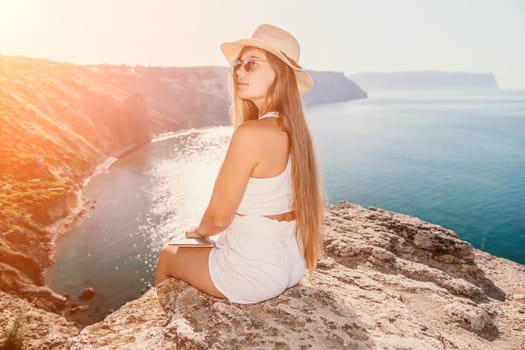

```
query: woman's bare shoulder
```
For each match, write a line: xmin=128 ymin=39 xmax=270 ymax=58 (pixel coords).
xmin=240 ymin=119 xmax=286 ymax=134
xmin=235 ymin=119 xmax=275 ymax=139
xmin=229 ymin=122 xmax=265 ymax=153
xmin=234 ymin=120 xmax=263 ymax=136
xmin=235 ymin=120 xmax=288 ymax=156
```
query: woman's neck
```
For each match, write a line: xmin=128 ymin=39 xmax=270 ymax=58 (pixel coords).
xmin=252 ymin=96 xmax=274 ymax=115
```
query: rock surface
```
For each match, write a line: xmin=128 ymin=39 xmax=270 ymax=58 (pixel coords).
xmin=79 ymin=287 xmax=96 ymax=301
xmin=65 ymin=201 xmax=525 ymax=350
xmin=0 ymin=290 xmax=79 ymax=350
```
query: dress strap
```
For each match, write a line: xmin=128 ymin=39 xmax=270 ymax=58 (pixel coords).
xmin=258 ymin=111 xmax=280 ymax=120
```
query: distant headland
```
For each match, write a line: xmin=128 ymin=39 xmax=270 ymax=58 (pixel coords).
xmin=349 ymin=71 xmax=499 ymax=91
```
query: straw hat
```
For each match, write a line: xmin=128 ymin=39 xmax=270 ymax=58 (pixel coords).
xmin=220 ymin=24 xmax=314 ymax=94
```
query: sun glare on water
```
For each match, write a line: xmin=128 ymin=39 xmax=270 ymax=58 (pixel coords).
xmin=144 ymin=126 xmax=233 ymax=244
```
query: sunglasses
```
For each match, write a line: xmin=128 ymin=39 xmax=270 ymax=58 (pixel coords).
xmin=232 ymin=55 xmax=264 ymax=72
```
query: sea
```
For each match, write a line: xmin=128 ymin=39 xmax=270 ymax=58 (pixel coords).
xmin=44 ymin=88 xmax=525 ymax=325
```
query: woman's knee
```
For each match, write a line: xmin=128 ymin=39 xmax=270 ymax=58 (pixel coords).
xmin=158 ymin=245 xmax=181 ymax=272
xmin=160 ymin=244 xmax=181 ymax=259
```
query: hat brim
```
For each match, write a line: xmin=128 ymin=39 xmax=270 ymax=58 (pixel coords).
xmin=221 ymin=39 xmax=313 ymax=94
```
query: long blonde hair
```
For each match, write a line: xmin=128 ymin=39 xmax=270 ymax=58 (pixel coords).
xmin=228 ymin=47 xmax=327 ymax=275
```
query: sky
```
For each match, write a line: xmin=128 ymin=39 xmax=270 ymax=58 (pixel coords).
xmin=1 ymin=0 xmax=524 ymax=89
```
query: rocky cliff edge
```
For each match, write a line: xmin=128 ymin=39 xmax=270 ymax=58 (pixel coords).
xmin=56 ymin=201 xmax=525 ymax=350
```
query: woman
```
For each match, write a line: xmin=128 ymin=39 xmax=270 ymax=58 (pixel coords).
xmin=154 ymin=24 xmax=326 ymax=303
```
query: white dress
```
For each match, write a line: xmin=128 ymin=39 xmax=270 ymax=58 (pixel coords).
xmin=208 ymin=112 xmax=306 ymax=303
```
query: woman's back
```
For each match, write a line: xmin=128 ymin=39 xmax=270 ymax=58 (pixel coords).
xmin=243 ymin=115 xmax=290 ymax=179
xmin=236 ymin=112 xmax=293 ymax=216
xmin=237 ymin=153 xmax=293 ymax=216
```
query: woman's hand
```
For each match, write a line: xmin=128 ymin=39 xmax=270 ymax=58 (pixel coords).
xmin=185 ymin=225 xmax=205 ymax=239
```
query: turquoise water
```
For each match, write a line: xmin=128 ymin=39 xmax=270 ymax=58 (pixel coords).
xmin=45 ymin=89 xmax=525 ymax=326
xmin=308 ymin=89 xmax=525 ymax=264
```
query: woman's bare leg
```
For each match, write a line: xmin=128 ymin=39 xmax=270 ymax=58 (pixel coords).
xmin=154 ymin=245 xmax=225 ymax=299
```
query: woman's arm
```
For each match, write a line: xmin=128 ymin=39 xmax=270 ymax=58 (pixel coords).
xmin=186 ymin=123 xmax=261 ymax=238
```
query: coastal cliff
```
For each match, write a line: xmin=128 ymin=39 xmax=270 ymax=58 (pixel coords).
xmin=2 ymin=201 xmax=523 ymax=349
xmin=303 ymin=71 xmax=368 ymax=104
xmin=0 ymin=55 xmax=152 ymax=314
xmin=0 ymin=54 xmax=363 ymax=318
xmin=349 ymin=71 xmax=500 ymax=91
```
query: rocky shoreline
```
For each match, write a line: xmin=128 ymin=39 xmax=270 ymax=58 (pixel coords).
xmin=2 ymin=201 xmax=524 ymax=349
xmin=44 ymin=152 xmax=121 ymax=264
